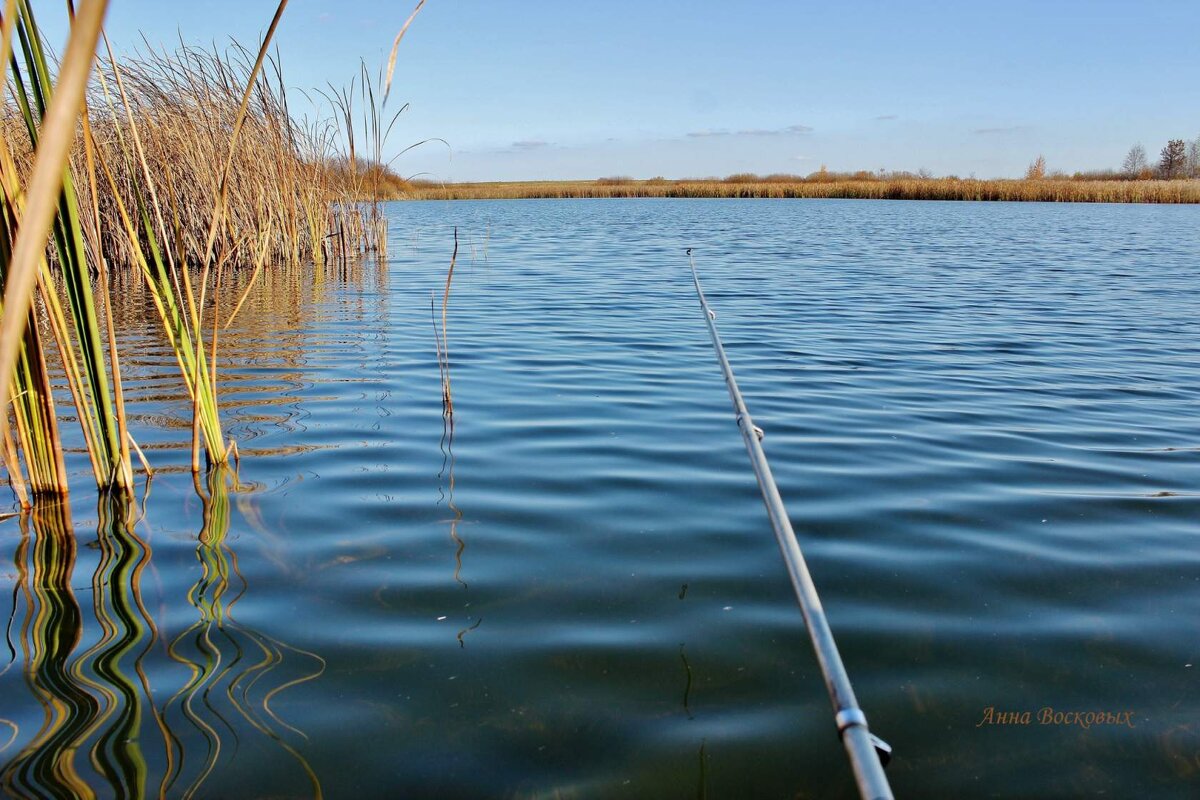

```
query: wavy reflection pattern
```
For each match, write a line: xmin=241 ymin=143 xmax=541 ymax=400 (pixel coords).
xmin=1 ymin=502 xmax=99 ymax=799
xmin=0 ymin=253 xmax=389 ymax=797
xmin=0 ymin=479 xmax=324 ymax=798
xmin=161 ymin=469 xmax=324 ymax=799
xmin=77 ymin=497 xmax=171 ymax=798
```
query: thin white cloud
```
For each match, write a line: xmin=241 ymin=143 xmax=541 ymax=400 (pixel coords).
xmin=736 ymin=124 xmax=813 ymax=136
xmin=511 ymin=139 xmax=551 ymax=150
xmin=972 ymin=126 xmax=1030 ymax=135
xmin=686 ymin=124 xmax=812 ymax=139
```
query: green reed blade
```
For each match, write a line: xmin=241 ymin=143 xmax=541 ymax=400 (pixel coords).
xmin=11 ymin=0 xmax=126 ymax=488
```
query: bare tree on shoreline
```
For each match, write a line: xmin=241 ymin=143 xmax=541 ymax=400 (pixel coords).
xmin=1187 ymin=137 xmax=1200 ymax=178
xmin=1122 ymin=143 xmax=1149 ymax=178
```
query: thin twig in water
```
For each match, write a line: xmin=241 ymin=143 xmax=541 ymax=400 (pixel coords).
xmin=430 ymin=291 xmax=447 ymax=413
xmin=438 ymin=228 xmax=458 ymax=420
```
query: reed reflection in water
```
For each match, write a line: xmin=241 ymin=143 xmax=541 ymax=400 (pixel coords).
xmin=162 ymin=469 xmax=324 ymax=799
xmin=2 ymin=501 xmax=100 ymax=798
xmin=0 ymin=477 xmax=324 ymax=798
xmin=103 ymin=255 xmax=390 ymax=464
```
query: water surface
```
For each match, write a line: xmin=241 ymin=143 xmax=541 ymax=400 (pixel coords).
xmin=2 ymin=199 xmax=1198 ymax=798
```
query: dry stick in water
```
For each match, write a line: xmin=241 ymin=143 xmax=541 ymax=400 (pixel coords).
xmin=431 ymin=289 xmax=452 ymax=422
xmin=429 ymin=234 xmax=457 ymax=421
xmin=0 ymin=0 xmax=109 ymax=442
xmin=430 ymin=291 xmax=442 ymax=387
xmin=440 ymin=228 xmax=457 ymax=419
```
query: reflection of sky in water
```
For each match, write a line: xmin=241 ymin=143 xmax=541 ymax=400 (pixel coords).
xmin=2 ymin=199 xmax=1200 ymax=798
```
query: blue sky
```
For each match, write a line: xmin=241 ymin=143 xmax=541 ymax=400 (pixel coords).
xmin=37 ymin=0 xmax=1200 ymax=181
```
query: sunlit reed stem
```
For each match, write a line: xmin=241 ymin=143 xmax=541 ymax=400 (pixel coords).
xmin=0 ymin=0 xmax=112 ymax=499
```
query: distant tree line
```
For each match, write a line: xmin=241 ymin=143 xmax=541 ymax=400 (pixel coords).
xmin=1018 ymin=137 xmax=1200 ymax=181
xmin=1121 ymin=137 xmax=1200 ymax=179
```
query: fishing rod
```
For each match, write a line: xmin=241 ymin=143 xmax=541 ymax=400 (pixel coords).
xmin=686 ymin=249 xmax=894 ymax=800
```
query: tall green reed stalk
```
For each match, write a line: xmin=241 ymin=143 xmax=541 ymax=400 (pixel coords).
xmin=6 ymin=0 xmax=132 ymax=494
xmin=0 ymin=0 xmax=112 ymax=503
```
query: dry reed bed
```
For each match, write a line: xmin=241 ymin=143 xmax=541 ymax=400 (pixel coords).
xmin=2 ymin=42 xmax=399 ymax=271
xmin=1 ymin=0 xmax=420 ymax=504
xmin=405 ymin=178 xmax=1200 ymax=203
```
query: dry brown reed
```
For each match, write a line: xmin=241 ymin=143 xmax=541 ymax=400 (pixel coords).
xmin=2 ymin=1 xmax=420 ymax=504
xmin=1 ymin=40 xmax=402 ymax=272
xmin=403 ymin=176 xmax=1200 ymax=204
xmin=432 ymin=227 xmax=456 ymax=421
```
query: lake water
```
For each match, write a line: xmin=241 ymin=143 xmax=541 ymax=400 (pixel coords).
xmin=2 ymin=199 xmax=1198 ymax=798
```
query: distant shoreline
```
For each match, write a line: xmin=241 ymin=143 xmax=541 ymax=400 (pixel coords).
xmin=399 ymin=177 xmax=1200 ymax=204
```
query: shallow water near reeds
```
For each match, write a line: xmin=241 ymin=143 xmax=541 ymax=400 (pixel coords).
xmin=2 ymin=198 xmax=1199 ymax=798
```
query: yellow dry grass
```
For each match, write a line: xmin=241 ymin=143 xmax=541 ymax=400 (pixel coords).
xmin=402 ymin=176 xmax=1200 ymax=204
